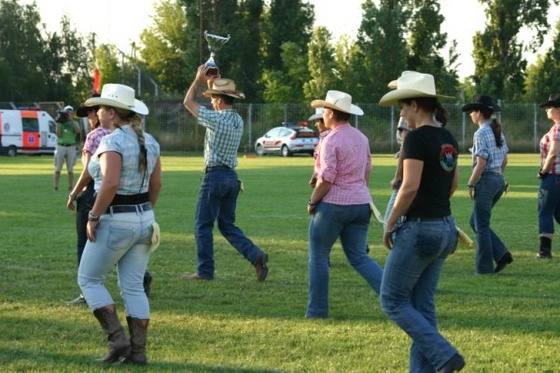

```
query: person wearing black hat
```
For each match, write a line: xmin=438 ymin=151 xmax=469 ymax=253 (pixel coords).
xmin=535 ymin=93 xmax=560 ymax=259
xmin=462 ymin=95 xmax=512 ymax=274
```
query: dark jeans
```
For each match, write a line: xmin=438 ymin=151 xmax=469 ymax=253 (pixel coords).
xmin=194 ymin=168 xmax=263 ymax=279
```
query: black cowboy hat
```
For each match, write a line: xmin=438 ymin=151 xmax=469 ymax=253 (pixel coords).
xmin=461 ymin=94 xmax=501 ymax=112
xmin=539 ymin=93 xmax=560 ymax=108
xmin=76 ymin=93 xmax=101 ymax=117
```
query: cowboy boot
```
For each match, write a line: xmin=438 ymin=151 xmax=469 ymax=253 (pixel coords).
xmin=92 ymin=305 xmax=131 ymax=363
xmin=122 ymin=317 xmax=149 ymax=365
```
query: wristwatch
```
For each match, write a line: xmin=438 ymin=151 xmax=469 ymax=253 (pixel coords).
xmin=88 ymin=211 xmax=100 ymax=222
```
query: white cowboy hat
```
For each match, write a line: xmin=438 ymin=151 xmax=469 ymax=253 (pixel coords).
xmin=203 ymin=78 xmax=245 ymax=99
xmin=310 ymin=90 xmax=364 ymax=116
xmin=379 ymin=71 xmax=454 ymax=106
xmin=84 ymin=84 xmax=149 ymax=115
xmin=63 ymin=105 xmax=74 ymax=112
xmin=308 ymin=108 xmax=324 ymax=121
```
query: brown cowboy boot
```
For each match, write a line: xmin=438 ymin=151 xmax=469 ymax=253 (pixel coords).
xmin=122 ymin=317 xmax=149 ymax=365
xmin=92 ymin=305 xmax=131 ymax=363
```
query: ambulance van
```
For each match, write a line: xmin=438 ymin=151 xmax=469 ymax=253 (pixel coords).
xmin=0 ymin=109 xmax=58 ymax=156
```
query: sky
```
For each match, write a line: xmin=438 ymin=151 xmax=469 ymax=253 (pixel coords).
xmin=23 ymin=0 xmax=560 ymax=79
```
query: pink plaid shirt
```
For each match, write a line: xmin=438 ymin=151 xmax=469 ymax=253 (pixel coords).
xmin=83 ymin=127 xmax=111 ymax=156
xmin=317 ymin=124 xmax=372 ymax=205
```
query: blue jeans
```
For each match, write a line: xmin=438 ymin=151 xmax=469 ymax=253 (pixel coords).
xmin=306 ymin=202 xmax=383 ymax=318
xmin=469 ymin=172 xmax=508 ymax=274
xmin=78 ymin=209 xmax=154 ymax=319
xmin=380 ymin=217 xmax=459 ymax=372
xmin=194 ymin=169 xmax=263 ymax=279
xmin=384 ymin=187 xmax=399 ymax=230
xmin=538 ymin=174 xmax=560 ymax=234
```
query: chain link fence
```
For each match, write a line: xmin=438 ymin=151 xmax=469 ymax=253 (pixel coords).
xmin=142 ymin=100 xmax=549 ymax=154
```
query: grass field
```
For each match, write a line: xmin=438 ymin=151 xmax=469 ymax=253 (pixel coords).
xmin=1 ymin=153 xmax=559 ymax=372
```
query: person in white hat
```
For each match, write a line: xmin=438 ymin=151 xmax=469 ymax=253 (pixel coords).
xmin=76 ymin=83 xmax=161 ymax=365
xmin=182 ymin=64 xmax=269 ymax=282
xmin=305 ymin=90 xmax=383 ymax=319
xmin=379 ymin=71 xmax=465 ymax=372
xmin=307 ymin=107 xmax=329 ymax=187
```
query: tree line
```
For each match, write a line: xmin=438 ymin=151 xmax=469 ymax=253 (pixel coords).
xmin=1 ymin=0 xmax=559 ymax=107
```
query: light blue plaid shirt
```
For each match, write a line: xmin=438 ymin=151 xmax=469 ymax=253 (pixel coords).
xmin=197 ymin=106 xmax=243 ymax=169
xmin=472 ymin=122 xmax=508 ymax=171
xmin=89 ymin=125 xmax=160 ymax=194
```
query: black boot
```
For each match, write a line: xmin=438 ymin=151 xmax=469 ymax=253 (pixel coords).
xmin=122 ymin=317 xmax=149 ymax=365
xmin=92 ymin=305 xmax=131 ymax=363
xmin=536 ymin=237 xmax=552 ymax=259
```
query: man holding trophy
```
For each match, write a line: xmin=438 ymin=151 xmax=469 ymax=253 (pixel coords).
xmin=182 ymin=48 xmax=270 ymax=282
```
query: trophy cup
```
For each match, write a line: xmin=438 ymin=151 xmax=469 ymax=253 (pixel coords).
xmin=204 ymin=30 xmax=231 ymax=77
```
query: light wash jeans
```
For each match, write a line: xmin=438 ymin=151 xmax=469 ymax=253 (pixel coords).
xmin=469 ymin=172 xmax=508 ymax=274
xmin=380 ymin=216 xmax=459 ymax=372
xmin=538 ymin=174 xmax=560 ymax=234
xmin=78 ymin=209 xmax=154 ymax=319
xmin=194 ymin=169 xmax=263 ymax=279
xmin=306 ymin=202 xmax=383 ymax=318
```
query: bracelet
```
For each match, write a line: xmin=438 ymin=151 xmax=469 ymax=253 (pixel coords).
xmin=69 ymin=193 xmax=75 ymax=200
xmin=467 ymin=184 xmax=475 ymax=188
xmin=88 ymin=211 xmax=100 ymax=222
xmin=308 ymin=199 xmax=318 ymax=207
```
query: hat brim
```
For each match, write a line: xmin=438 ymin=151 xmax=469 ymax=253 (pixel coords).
xmin=461 ymin=103 xmax=501 ymax=112
xmin=76 ymin=105 xmax=98 ymax=117
xmin=539 ymin=100 xmax=560 ymax=108
xmin=379 ymin=89 xmax=454 ymax=106
xmin=308 ymin=113 xmax=323 ymax=121
xmin=83 ymin=97 xmax=149 ymax=115
xmin=310 ymin=100 xmax=364 ymax=116
xmin=203 ymin=89 xmax=245 ymax=99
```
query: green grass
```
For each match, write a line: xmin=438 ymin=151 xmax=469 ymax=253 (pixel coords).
xmin=1 ymin=153 xmax=559 ymax=372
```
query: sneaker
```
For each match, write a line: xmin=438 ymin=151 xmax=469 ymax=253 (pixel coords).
xmin=254 ymin=252 xmax=269 ymax=282
xmin=181 ymin=273 xmax=212 ymax=281
xmin=66 ymin=294 xmax=86 ymax=305
xmin=536 ymin=251 xmax=552 ymax=259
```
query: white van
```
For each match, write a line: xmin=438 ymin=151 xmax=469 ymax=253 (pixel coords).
xmin=0 ymin=109 xmax=58 ymax=156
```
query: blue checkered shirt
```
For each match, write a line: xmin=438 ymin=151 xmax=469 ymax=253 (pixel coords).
xmin=472 ymin=122 xmax=508 ymax=171
xmin=198 ymin=106 xmax=243 ymax=168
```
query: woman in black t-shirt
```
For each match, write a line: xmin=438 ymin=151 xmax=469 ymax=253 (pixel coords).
xmin=378 ymin=71 xmax=465 ymax=373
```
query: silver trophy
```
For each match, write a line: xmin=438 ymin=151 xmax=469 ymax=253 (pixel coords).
xmin=204 ymin=30 xmax=231 ymax=77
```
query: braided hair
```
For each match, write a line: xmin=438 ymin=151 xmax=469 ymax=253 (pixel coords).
xmin=112 ymin=107 xmax=148 ymax=174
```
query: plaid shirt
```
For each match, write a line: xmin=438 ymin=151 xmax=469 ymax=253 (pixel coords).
xmin=198 ymin=106 xmax=243 ymax=169
xmin=540 ymin=124 xmax=560 ymax=174
xmin=90 ymin=125 xmax=160 ymax=194
xmin=82 ymin=127 xmax=111 ymax=156
xmin=312 ymin=130 xmax=331 ymax=177
xmin=318 ymin=124 xmax=372 ymax=205
xmin=472 ymin=122 xmax=508 ymax=171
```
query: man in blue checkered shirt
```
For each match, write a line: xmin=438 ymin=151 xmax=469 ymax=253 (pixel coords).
xmin=182 ymin=64 xmax=269 ymax=282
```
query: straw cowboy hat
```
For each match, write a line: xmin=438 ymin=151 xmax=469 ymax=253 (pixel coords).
xmin=308 ymin=108 xmax=324 ymax=121
xmin=310 ymin=90 xmax=364 ymax=116
xmin=203 ymin=78 xmax=245 ymax=99
xmin=461 ymin=94 xmax=501 ymax=112
xmin=84 ymin=84 xmax=149 ymax=115
xmin=379 ymin=71 xmax=454 ymax=106
xmin=539 ymin=93 xmax=560 ymax=108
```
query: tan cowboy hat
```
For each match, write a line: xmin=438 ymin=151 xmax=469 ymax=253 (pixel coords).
xmin=308 ymin=108 xmax=324 ymax=121
xmin=310 ymin=90 xmax=364 ymax=116
xmin=84 ymin=84 xmax=149 ymax=115
xmin=203 ymin=78 xmax=245 ymax=99
xmin=379 ymin=71 xmax=454 ymax=106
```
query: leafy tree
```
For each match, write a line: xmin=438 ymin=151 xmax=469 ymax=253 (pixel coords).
xmin=406 ymin=0 xmax=459 ymax=97
xmin=262 ymin=42 xmax=307 ymax=103
xmin=353 ymin=0 xmax=408 ymax=102
xmin=472 ymin=0 xmax=559 ymax=101
xmin=524 ymin=20 xmax=560 ymax=103
xmin=0 ymin=0 xmax=46 ymax=101
xmin=140 ymin=0 xmax=189 ymax=94
xmin=303 ymin=27 xmax=338 ymax=101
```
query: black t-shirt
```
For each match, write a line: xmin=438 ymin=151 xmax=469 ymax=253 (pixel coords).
xmin=402 ymin=125 xmax=459 ymax=218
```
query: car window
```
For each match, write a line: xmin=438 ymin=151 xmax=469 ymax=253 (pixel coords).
xmin=266 ymin=128 xmax=282 ymax=137
xmin=278 ymin=129 xmax=292 ymax=137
